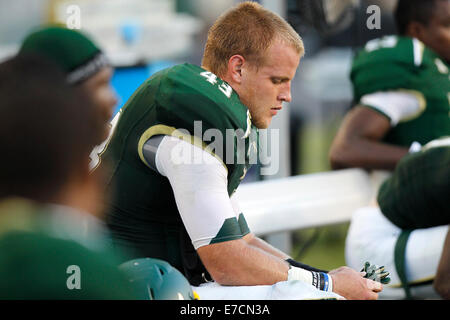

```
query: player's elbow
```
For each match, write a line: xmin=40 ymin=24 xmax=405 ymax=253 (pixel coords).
xmin=329 ymin=148 xmax=347 ymax=170
xmin=203 ymin=259 xmax=239 ymax=286
xmin=198 ymin=239 xmax=263 ymax=286
xmin=329 ymin=139 xmax=356 ymax=170
xmin=207 ymin=267 xmax=230 ymax=285
xmin=197 ymin=243 xmax=239 ymax=286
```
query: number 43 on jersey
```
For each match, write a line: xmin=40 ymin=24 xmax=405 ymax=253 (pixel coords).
xmin=200 ymin=71 xmax=233 ymax=98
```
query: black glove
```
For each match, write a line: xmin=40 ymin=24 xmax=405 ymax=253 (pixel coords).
xmin=286 ymin=258 xmax=328 ymax=273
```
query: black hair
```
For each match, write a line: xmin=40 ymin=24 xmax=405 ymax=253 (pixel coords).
xmin=0 ymin=54 xmax=102 ymax=202
xmin=395 ymin=0 xmax=443 ymax=35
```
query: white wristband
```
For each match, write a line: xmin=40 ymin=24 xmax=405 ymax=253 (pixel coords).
xmin=287 ymin=266 xmax=313 ymax=283
xmin=288 ymin=266 xmax=333 ymax=292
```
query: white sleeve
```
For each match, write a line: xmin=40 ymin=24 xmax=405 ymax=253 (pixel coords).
xmin=154 ymin=136 xmax=247 ymax=249
xmin=230 ymin=194 xmax=242 ymax=216
xmin=360 ymin=91 xmax=425 ymax=126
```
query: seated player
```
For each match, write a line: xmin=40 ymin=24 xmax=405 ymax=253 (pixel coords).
xmin=328 ymin=0 xmax=449 ymax=300
xmin=329 ymin=0 xmax=450 ymax=171
xmin=95 ymin=2 xmax=384 ymax=300
xmin=0 ymin=55 xmax=137 ymax=299
xmin=346 ymin=137 xmax=449 ymax=299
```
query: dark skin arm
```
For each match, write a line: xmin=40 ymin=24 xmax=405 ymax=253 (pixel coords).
xmin=434 ymin=229 xmax=450 ymax=299
xmin=329 ymin=106 xmax=409 ymax=171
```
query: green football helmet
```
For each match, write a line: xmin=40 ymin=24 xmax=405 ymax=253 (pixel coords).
xmin=119 ymin=257 xmax=199 ymax=300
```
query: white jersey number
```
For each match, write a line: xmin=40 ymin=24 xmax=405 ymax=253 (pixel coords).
xmin=200 ymin=71 xmax=233 ymax=98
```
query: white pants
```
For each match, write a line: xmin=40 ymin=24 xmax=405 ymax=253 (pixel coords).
xmin=346 ymin=206 xmax=448 ymax=299
xmin=193 ymin=281 xmax=342 ymax=300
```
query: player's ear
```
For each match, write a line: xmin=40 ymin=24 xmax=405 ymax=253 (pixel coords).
xmin=406 ymin=21 xmax=427 ymax=42
xmin=227 ymin=55 xmax=245 ymax=84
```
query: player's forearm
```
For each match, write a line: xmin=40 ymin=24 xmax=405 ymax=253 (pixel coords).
xmin=243 ymin=232 xmax=291 ymax=260
xmin=330 ymin=136 xmax=408 ymax=171
xmin=197 ymin=238 xmax=290 ymax=286
xmin=330 ymin=105 xmax=410 ymax=171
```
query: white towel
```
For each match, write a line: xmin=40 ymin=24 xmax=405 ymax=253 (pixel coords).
xmin=193 ymin=280 xmax=342 ymax=300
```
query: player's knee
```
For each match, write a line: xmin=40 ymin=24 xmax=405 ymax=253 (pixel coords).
xmin=433 ymin=274 xmax=450 ymax=299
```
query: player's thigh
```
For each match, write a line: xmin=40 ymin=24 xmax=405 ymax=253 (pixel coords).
xmin=345 ymin=206 xmax=399 ymax=277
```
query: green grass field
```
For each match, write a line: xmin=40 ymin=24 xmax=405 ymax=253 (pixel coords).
xmin=291 ymin=223 xmax=349 ymax=271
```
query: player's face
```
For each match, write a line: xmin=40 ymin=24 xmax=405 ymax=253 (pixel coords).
xmin=239 ymin=40 xmax=300 ymax=129
xmin=80 ymin=67 xmax=118 ymax=140
xmin=420 ymin=0 xmax=450 ymax=62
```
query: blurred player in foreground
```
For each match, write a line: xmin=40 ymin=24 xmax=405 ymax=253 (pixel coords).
xmin=19 ymin=25 xmax=118 ymax=166
xmin=14 ymin=27 xmax=197 ymax=301
xmin=95 ymin=1 xmax=384 ymax=300
xmin=0 ymin=55 xmax=137 ymax=299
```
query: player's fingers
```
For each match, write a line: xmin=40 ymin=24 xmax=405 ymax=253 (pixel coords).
xmin=366 ymin=278 xmax=383 ymax=292
xmin=367 ymin=291 xmax=379 ymax=300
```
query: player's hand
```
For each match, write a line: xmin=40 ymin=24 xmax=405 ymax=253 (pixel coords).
xmin=328 ymin=266 xmax=383 ymax=300
xmin=360 ymin=261 xmax=391 ymax=284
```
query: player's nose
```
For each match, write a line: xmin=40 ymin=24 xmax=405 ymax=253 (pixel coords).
xmin=279 ymin=83 xmax=292 ymax=103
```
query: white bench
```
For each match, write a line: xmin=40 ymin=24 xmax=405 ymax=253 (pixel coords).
xmin=235 ymin=168 xmax=378 ymax=236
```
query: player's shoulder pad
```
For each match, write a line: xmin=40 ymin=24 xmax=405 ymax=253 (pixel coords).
xmin=351 ymin=36 xmax=425 ymax=99
xmin=156 ymin=63 xmax=250 ymax=134
xmin=353 ymin=36 xmax=419 ymax=68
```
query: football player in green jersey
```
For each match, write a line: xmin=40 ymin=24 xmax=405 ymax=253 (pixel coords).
xmin=337 ymin=0 xmax=450 ymax=299
xmin=0 ymin=55 xmax=138 ymax=299
xmin=347 ymin=137 xmax=450 ymax=299
xmin=329 ymin=0 xmax=450 ymax=171
xmin=375 ymin=138 xmax=450 ymax=299
xmin=96 ymin=1 xmax=383 ymax=300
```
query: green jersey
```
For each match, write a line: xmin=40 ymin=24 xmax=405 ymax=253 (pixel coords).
xmin=351 ymin=36 xmax=450 ymax=146
xmin=377 ymin=138 xmax=450 ymax=229
xmin=97 ymin=63 xmax=256 ymax=285
xmin=0 ymin=198 xmax=138 ymax=300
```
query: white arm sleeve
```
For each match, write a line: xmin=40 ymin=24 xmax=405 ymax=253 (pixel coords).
xmin=155 ymin=136 xmax=246 ymax=249
xmin=360 ymin=91 xmax=424 ymax=126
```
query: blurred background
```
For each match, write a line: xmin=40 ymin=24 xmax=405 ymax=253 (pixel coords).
xmin=0 ymin=0 xmax=399 ymax=271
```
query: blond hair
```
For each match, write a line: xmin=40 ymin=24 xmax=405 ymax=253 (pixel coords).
xmin=202 ymin=1 xmax=304 ymax=77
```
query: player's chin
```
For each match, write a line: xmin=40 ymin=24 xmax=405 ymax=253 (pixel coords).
xmin=250 ymin=114 xmax=270 ymax=129
xmin=257 ymin=118 xmax=272 ymax=129
xmin=265 ymin=111 xmax=279 ymax=126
